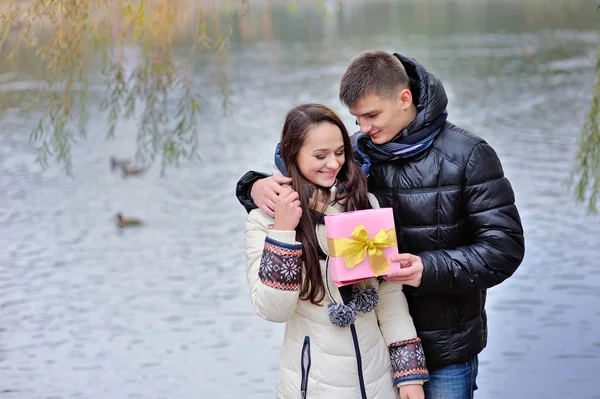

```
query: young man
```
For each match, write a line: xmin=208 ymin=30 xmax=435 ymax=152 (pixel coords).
xmin=236 ymin=51 xmax=525 ymax=399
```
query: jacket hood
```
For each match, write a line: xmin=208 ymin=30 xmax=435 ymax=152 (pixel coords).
xmin=274 ymin=143 xmax=287 ymax=177
xmin=393 ymin=53 xmax=448 ymax=134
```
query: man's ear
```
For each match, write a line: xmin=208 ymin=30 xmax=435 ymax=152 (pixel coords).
xmin=398 ymin=88 xmax=413 ymax=110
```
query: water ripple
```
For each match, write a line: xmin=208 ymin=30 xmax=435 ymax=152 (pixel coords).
xmin=1 ymin=4 xmax=600 ymax=399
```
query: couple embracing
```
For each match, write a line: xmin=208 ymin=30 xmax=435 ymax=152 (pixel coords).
xmin=239 ymin=50 xmax=525 ymax=399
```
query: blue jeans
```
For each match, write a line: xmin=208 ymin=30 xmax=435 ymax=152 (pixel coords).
xmin=423 ymin=356 xmax=479 ymax=399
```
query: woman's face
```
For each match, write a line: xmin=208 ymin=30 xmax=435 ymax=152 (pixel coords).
xmin=296 ymin=122 xmax=346 ymax=188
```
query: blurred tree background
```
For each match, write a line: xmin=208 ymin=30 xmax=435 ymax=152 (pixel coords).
xmin=0 ymin=0 xmax=258 ymax=173
xmin=0 ymin=0 xmax=597 ymax=212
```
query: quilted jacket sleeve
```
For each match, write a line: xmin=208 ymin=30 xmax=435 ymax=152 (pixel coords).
xmin=236 ymin=171 xmax=270 ymax=214
xmin=417 ymin=142 xmax=525 ymax=295
xmin=245 ymin=209 xmax=302 ymax=322
xmin=375 ymin=280 xmax=429 ymax=387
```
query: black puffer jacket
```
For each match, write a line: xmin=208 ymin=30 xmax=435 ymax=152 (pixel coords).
xmin=235 ymin=54 xmax=525 ymax=370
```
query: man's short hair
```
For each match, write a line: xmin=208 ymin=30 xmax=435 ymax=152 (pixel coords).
xmin=339 ymin=50 xmax=410 ymax=107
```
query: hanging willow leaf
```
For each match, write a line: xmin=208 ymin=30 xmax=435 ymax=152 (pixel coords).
xmin=1 ymin=0 xmax=245 ymax=175
xmin=570 ymin=28 xmax=600 ymax=214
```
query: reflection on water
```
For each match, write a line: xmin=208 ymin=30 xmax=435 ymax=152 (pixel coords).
xmin=1 ymin=0 xmax=600 ymax=398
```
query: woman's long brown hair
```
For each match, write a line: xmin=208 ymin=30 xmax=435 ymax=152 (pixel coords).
xmin=280 ymin=103 xmax=371 ymax=305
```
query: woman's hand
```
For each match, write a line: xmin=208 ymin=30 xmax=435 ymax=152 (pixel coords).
xmin=251 ymin=175 xmax=292 ymax=217
xmin=398 ymin=384 xmax=424 ymax=399
xmin=273 ymin=188 xmax=302 ymax=231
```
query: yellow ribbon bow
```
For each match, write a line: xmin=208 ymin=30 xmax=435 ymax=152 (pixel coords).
xmin=327 ymin=225 xmax=397 ymax=276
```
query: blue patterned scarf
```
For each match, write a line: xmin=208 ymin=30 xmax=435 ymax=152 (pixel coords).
xmin=353 ymin=110 xmax=448 ymax=175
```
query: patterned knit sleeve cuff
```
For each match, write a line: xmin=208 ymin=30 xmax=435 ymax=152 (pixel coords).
xmin=389 ymin=338 xmax=430 ymax=386
xmin=258 ymin=236 xmax=303 ymax=292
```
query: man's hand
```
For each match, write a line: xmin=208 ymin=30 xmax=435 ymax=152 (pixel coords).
xmin=250 ymin=175 xmax=292 ymax=217
xmin=398 ymin=383 xmax=424 ymax=399
xmin=384 ymin=253 xmax=424 ymax=288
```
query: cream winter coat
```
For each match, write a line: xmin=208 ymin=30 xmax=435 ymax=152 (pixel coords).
xmin=245 ymin=194 xmax=428 ymax=399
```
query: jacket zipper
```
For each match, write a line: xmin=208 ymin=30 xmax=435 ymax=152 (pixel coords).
xmin=436 ymin=161 xmax=443 ymax=249
xmin=339 ymin=285 xmax=368 ymax=399
xmin=300 ymin=336 xmax=311 ymax=398
xmin=350 ymin=324 xmax=368 ymax=399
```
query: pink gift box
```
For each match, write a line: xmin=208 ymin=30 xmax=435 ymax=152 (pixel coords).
xmin=324 ymin=208 xmax=401 ymax=287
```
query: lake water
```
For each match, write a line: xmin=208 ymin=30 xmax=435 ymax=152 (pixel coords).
xmin=1 ymin=0 xmax=600 ymax=398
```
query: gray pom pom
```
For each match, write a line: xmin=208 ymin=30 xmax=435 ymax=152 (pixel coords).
xmin=328 ymin=303 xmax=356 ymax=327
xmin=352 ymin=286 xmax=379 ymax=313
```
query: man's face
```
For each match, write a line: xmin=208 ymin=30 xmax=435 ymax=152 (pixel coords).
xmin=348 ymin=90 xmax=414 ymax=145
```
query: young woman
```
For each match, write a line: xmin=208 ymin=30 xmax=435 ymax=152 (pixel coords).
xmin=244 ymin=104 xmax=428 ymax=399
